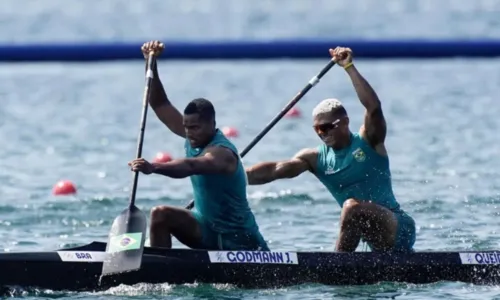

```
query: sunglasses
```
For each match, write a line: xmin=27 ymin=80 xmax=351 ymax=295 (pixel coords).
xmin=313 ymin=119 xmax=341 ymax=134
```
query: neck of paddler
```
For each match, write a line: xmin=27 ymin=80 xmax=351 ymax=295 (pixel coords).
xmin=198 ymin=128 xmax=217 ymax=149
xmin=329 ymin=132 xmax=353 ymax=150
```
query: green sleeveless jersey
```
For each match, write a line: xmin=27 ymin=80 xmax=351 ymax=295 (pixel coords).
xmin=314 ymin=132 xmax=400 ymax=211
xmin=185 ymin=129 xmax=259 ymax=233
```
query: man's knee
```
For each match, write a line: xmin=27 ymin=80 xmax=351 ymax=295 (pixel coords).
xmin=341 ymin=199 xmax=363 ymax=220
xmin=150 ymin=205 xmax=176 ymax=224
xmin=340 ymin=199 xmax=396 ymax=228
xmin=150 ymin=205 xmax=199 ymax=233
xmin=338 ymin=199 xmax=365 ymax=232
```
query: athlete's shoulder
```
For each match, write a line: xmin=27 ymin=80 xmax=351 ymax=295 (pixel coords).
xmin=204 ymin=144 xmax=237 ymax=160
xmin=293 ymin=147 xmax=319 ymax=159
xmin=198 ymin=145 xmax=238 ymax=174
xmin=292 ymin=147 xmax=318 ymax=173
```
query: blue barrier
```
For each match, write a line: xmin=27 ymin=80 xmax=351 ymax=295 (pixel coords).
xmin=1 ymin=39 xmax=500 ymax=62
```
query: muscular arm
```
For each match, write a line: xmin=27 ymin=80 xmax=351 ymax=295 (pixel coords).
xmin=345 ymin=65 xmax=387 ymax=151
xmin=245 ymin=148 xmax=318 ymax=185
xmin=148 ymin=60 xmax=185 ymax=138
xmin=152 ymin=146 xmax=237 ymax=178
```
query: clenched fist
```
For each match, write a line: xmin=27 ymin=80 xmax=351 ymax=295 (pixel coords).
xmin=329 ymin=47 xmax=353 ymax=68
xmin=141 ymin=40 xmax=164 ymax=59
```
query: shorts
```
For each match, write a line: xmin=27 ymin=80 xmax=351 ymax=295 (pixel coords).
xmin=192 ymin=211 xmax=270 ymax=251
xmin=392 ymin=210 xmax=416 ymax=252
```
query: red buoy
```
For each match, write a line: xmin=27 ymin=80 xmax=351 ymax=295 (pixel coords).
xmin=222 ymin=126 xmax=239 ymax=138
xmin=153 ymin=152 xmax=173 ymax=163
xmin=52 ymin=180 xmax=77 ymax=195
xmin=286 ymin=107 xmax=301 ymax=118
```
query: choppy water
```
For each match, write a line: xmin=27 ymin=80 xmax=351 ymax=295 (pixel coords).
xmin=1 ymin=0 xmax=500 ymax=299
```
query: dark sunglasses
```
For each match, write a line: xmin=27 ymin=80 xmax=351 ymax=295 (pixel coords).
xmin=313 ymin=119 xmax=341 ymax=134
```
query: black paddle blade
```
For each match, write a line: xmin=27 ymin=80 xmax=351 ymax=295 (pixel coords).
xmin=101 ymin=205 xmax=147 ymax=276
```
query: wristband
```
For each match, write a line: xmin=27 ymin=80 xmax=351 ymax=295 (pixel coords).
xmin=343 ymin=62 xmax=353 ymax=70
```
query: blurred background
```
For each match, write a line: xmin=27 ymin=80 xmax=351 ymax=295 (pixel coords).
xmin=1 ymin=0 xmax=500 ymax=298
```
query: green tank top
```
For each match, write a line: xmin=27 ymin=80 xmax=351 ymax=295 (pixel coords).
xmin=314 ymin=132 xmax=400 ymax=211
xmin=185 ymin=129 xmax=259 ymax=233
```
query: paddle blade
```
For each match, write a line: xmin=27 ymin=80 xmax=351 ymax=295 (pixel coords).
xmin=101 ymin=205 xmax=147 ymax=276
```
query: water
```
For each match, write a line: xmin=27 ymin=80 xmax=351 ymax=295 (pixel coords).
xmin=1 ymin=0 xmax=500 ymax=298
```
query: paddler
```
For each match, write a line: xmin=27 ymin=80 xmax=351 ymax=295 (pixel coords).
xmin=129 ymin=40 xmax=269 ymax=251
xmin=245 ymin=46 xmax=416 ymax=253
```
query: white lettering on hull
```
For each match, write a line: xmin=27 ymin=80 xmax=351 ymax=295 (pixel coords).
xmin=57 ymin=251 xmax=106 ymax=262
xmin=208 ymin=250 xmax=299 ymax=264
xmin=460 ymin=252 xmax=500 ymax=265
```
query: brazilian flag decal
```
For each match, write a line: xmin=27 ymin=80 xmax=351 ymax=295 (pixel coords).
xmin=107 ymin=232 xmax=143 ymax=253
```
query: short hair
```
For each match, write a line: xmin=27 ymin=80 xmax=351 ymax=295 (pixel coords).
xmin=312 ymin=98 xmax=347 ymax=118
xmin=184 ymin=98 xmax=215 ymax=122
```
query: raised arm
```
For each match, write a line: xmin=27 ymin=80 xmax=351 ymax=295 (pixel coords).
xmin=330 ymin=47 xmax=387 ymax=154
xmin=245 ymin=148 xmax=318 ymax=185
xmin=149 ymin=146 xmax=237 ymax=178
xmin=142 ymin=41 xmax=185 ymax=138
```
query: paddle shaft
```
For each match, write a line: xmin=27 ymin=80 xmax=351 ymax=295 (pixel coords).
xmin=129 ymin=53 xmax=156 ymax=208
xmin=185 ymin=59 xmax=337 ymax=210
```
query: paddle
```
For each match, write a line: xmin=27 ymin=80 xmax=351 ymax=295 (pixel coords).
xmin=101 ymin=52 xmax=156 ymax=276
xmin=185 ymin=59 xmax=337 ymax=210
